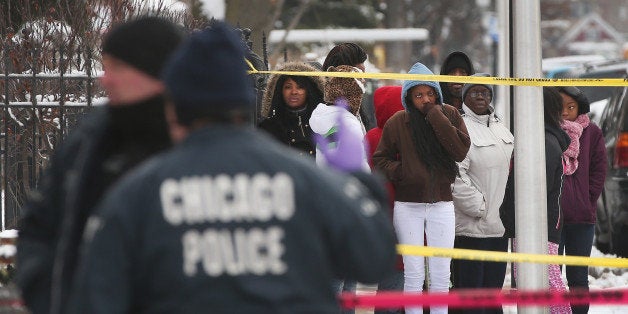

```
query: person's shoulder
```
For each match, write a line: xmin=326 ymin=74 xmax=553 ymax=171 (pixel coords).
xmin=544 ymin=128 xmax=563 ymax=152
xmin=53 ymin=107 xmax=108 ymax=157
xmin=258 ymin=116 xmax=281 ymax=129
xmin=441 ymin=104 xmax=462 ymax=116
xmin=67 ymin=107 xmax=108 ymax=139
xmin=585 ymin=121 xmax=603 ymax=135
xmin=365 ymin=127 xmax=382 ymax=137
xmin=388 ymin=110 xmax=407 ymax=121
xmin=310 ymin=103 xmax=330 ymax=118
xmin=382 ymin=110 xmax=406 ymax=129
xmin=114 ymin=151 xmax=170 ymax=192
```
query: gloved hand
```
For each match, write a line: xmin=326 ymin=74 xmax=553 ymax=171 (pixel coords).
xmin=314 ymin=98 xmax=366 ymax=172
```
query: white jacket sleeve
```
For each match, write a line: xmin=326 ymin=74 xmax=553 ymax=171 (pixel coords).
xmin=452 ymin=155 xmax=486 ymax=218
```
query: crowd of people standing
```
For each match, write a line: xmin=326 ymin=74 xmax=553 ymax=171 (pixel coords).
xmin=13 ymin=15 xmax=607 ymax=314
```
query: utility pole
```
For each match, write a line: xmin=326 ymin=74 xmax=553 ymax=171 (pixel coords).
xmin=512 ymin=0 xmax=549 ymax=313
xmin=494 ymin=0 xmax=510 ymax=128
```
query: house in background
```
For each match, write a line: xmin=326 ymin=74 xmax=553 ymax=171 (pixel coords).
xmin=557 ymin=12 xmax=625 ymax=59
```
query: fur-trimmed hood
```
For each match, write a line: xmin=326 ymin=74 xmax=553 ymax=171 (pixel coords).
xmin=261 ymin=62 xmax=326 ymax=118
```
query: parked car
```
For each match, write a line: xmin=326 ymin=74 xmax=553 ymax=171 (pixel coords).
xmin=541 ymin=54 xmax=606 ymax=78
xmin=559 ymin=59 xmax=628 ymax=103
xmin=589 ymin=98 xmax=609 ymax=126
xmin=594 ymin=72 xmax=628 ymax=257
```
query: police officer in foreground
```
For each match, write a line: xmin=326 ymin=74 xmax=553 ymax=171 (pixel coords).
xmin=68 ymin=22 xmax=396 ymax=314
xmin=15 ymin=16 xmax=185 ymax=314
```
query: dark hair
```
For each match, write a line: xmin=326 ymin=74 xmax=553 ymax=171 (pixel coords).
xmin=270 ymin=75 xmax=323 ymax=118
xmin=322 ymin=43 xmax=367 ymax=71
xmin=543 ymin=86 xmax=563 ymax=129
xmin=557 ymin=86 xmax=590 ymax=115
xmin=404 ymin=93 xmax=459 ymax=181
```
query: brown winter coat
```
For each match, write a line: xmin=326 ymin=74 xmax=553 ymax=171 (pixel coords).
xmin=373 ymin=104 xmax=470 ymax=203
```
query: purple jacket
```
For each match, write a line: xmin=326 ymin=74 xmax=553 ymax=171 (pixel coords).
xmin=560 ymin=123 xmax=607 ymax=224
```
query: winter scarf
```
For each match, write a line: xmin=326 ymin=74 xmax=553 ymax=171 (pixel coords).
xmin=560 ymin=114 xmax=590 ymax=175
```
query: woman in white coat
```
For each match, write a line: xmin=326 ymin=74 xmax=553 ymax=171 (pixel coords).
xmin=451 ymin=74 xmax=514 ymax=314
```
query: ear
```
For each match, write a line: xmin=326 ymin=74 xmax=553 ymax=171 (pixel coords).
xmin=164 ymin=101 xmax=189 ymax=143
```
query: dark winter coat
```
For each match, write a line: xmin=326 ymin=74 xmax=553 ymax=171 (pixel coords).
xmin=16 ymin=96 xmax=171 ymax=314
xmin=258 ymin=62 xmax=325 ymax=157
xmin=545 ymin=123 xmax=571 ymax=244
xmin=560 ymin=122 xmax=607 ymax=224
xmin=67 ymin=126 xmax=396 ymax=314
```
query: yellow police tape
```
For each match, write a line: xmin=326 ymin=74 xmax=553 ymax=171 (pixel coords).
xmin=397 ymin=244 xmax=628 ymax=268
xmin=246 ymin=61 xmax=628 ymax=87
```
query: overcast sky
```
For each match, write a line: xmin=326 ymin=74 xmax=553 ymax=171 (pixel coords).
xmin=200 ymin=0 xmax=225 ymax=19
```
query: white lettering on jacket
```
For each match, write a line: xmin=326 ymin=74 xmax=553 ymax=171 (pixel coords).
xmin=160 ymin=173 xmax=295 ymax=225
xmin=159 ymin=173 xmax=294 ymax=277
xmin=181 ymin=227 xmax=286 ymax=277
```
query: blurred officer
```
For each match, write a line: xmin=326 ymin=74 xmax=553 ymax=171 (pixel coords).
xmin=68 ymin=21 xmax=396 ymax=314
xmin=15 ymin=16 xmax=184 ymax=314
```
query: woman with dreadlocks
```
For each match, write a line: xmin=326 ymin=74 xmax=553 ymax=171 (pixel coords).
xmin=373 ymin=62 xmax=471 ymax=314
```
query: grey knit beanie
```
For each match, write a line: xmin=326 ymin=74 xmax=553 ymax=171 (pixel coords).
xmin=462 ymin=73 xmax=494 ymax=101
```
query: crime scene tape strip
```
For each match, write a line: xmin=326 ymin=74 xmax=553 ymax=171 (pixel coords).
xmin=339 ymin=288 xmax=628 ymax=309
xmin=245 ymin=61 xmax=628 ymax=87
xmin=397 ymin=244 xmax=628 ymax=268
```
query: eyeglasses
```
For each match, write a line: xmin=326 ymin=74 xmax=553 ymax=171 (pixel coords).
xmin=469 ymin=91 xmax=491 ymax=98
xmin=413 ymin=91 xmax=436 ymax=99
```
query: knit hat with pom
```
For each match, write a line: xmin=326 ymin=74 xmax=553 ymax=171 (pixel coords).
xmin=323 ymin=65 xmax=365 ymax=115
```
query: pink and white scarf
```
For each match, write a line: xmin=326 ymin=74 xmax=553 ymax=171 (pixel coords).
xmin=560 ymin=114 xmax=590 ymax=175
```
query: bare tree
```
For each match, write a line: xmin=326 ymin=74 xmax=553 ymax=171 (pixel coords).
xmin=383 ymin=1 xmax=412 ymax=73
xmin=0 ymin=0 xmax=191 ymax=229
xmin=225 ymin=0 xmax=286 ymax=57
xmin=268 ymin=0 xmax=312 ymax=64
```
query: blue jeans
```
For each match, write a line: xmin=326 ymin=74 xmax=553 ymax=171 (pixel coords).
xmin=559 ymin=223 xmax=594 ymax=314
xmin=375 ymin=270 xmax=404 ymax=314
xmin=453 ymin=236 xmax=508 ymax=314
xmin=333 ymin=279 xmax=356 ymax=314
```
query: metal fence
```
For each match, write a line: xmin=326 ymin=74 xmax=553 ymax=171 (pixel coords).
xmin=0 ymin=28 xmax=269 ymax=231
xmin=0 ymin=39 xmax=105 ymax=230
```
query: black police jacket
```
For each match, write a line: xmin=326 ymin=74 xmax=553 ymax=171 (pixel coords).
xmin=69 ymin=126 xmax=397 ymax=314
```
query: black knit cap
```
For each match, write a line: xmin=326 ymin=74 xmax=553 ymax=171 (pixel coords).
xmin=102 ymin=16 xmax=184 ymax=78
xmin=558 ymin=86 xmax=590 ymax=114
xmin=441 ymin=51 xmax=474 ymax=75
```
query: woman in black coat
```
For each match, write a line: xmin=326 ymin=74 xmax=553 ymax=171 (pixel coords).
xmin=258 ymin=62 xmax=325 ymax=157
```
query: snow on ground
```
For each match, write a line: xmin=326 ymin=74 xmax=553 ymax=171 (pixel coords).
xmin=502 ymin=246 xmax=628 ymax=313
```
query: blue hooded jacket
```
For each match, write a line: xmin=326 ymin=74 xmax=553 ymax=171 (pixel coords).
xmin=401 ymin=62 xmax=444 ymax=110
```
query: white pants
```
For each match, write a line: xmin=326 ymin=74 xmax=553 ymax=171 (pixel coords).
xmin=393 ymin=201 xmax=455 ymax=314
